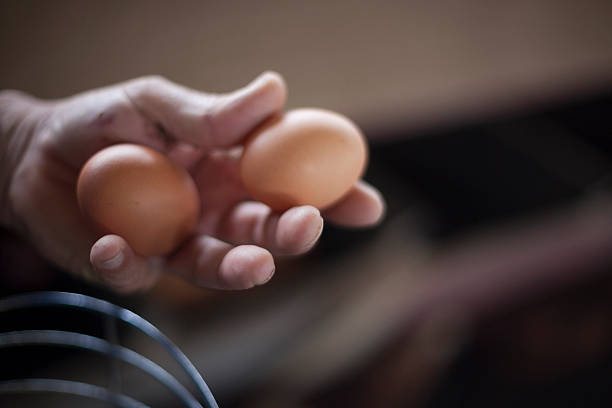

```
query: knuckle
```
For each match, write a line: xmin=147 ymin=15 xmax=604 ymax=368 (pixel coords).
xmin=137 ymin=74 xmax=168 ymax=87
xmin=201 ymin=107 xmax=216 ymax=146
xmin=143 ymin=74 xmax=168 ymax=87
xmin=125 ymin=75 xmax=170 ymax=97
xmin=101 ymin=270 xmax=139 ymax=293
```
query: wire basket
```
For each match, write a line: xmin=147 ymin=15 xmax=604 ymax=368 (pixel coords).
xmin=0 ymin=291 xmax=218 ymax=408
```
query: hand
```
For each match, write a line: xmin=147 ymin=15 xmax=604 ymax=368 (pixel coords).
xmin=0 ymin=72 xmax=385 ymax=293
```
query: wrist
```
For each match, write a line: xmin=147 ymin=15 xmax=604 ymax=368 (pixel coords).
xmin=0 ymin=90 xmax=47 ymax=230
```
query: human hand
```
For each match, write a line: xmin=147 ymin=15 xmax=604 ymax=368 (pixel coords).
xmin=0 ymin=72 xmax=385 ymax=293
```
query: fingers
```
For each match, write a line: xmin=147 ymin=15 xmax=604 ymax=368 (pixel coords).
xmin=205 ymin=72 xmax=287 ymax=148
xmin=90 ymin=235 xmax=160 ymax=293
xmin=166 ymin=235 xmax=275 ymax=290
xmin=89 ymin=180 xmax=382 ymax=293
xmin=216 ymin=181 xmax=385 ymax=252
xmin=123 ymin=71 xmax=287 ymax=150
xmin=323 ymin=180 xmax=386 ymax=227
xmin=218 ymin=203 xmax=324 ymax=255
xmin=92 ymin=233 xmax=277 ymax=292
xmin=50 ymin=72 xmax=286 ymax=169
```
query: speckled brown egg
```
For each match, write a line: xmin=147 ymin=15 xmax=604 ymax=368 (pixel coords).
xmin=240 ymin=108 xmax=367 ymax=211
xmin=77 ymin=144 xmax=200 ymax=256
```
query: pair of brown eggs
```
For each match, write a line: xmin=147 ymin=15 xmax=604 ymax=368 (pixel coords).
xmin=77 ymin=108 xmax=368 ymax=256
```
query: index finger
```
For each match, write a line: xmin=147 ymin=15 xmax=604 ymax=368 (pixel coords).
xmin=123 ymin=71 xmax=287 ymax=151
xmin=48 ymin=72 xmax=287 ymax=169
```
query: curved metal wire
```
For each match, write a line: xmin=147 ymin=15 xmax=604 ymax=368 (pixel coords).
xmin=0 ymin=292 xmax=218 ymax=408
xmin=0 ymin=330 xmax=202 ymax=408
xmin=0 ymin=378 xmax=150 ymax=408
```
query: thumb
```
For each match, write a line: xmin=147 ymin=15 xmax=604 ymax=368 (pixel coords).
xmin=123 ymin=71 xmax=287 ymax=151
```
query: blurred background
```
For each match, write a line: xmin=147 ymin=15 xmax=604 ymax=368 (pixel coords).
xmin=2 ymin=0 xmax=612 ymax=406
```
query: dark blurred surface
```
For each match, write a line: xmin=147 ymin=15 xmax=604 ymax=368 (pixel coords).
xmin=370 ymin=91 xmax=612 ymax=239
xmin=303 ymin=88 xmax=612 ymax=408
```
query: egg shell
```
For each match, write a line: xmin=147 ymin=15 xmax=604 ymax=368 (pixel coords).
xmin=240 ymin=108 xmax=367 ymax=211
xmin=77 ymin=144 xmax=200 ymax=256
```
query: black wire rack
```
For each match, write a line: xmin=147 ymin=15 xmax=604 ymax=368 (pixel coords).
xmin=0 ymin=291 xmax=219 ymax=408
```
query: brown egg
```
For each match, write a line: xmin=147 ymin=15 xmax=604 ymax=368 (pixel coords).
xmin=240 ymin=108 xmax=368 ymax=211
xmin=77 ymin=144 xmax=200 ymax=256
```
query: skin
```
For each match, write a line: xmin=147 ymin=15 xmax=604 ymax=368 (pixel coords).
xmin=0 ymin=72 xmax=385 ymax=293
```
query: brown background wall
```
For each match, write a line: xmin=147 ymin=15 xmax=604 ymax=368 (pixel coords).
xmin=2 ymin=0 xmax=612 ymax=133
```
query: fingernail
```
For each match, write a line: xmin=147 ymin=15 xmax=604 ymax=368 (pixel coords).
xmin=253 ymin=71 xmax=277 ymax=86
xmin=226 ymin=72 xmax=272 ymax=104
xmin=101 ymin=250 xmax=124 ymax=269
xmin=249 ymin=71 xmax=285 ymax=97
xmin=250 ymin=247 xmax=275 ymax=286
xmin=255 ymin=264 xmax=275 ymax=286
xmin=301 ymin=210 xmax=324 ymax=251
